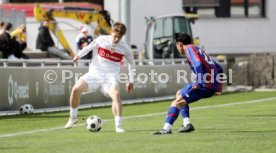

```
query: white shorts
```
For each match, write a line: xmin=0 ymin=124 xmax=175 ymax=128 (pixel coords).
xmin=80 ymin=72 xmax=118 ymax=96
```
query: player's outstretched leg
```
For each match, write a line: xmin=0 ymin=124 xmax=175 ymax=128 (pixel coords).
xmin=153 ymin=106 xmax=179 ymax=135
xmin=153 ymin=94 xmax=187 ymax=135
xmin=65 ymin=79 xmax=88 ymax=129
xmin=108 ymin=84 xmax=125 ymax=133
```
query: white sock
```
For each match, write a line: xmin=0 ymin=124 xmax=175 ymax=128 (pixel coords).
xmin=115 ymin=116 xmax=122 ymax=128
xmin=70 ymin=108 xmax=78 ymax=118
xmin=183 ymin=117 xmax=191 ymax=127
xmin=163 ymin=123 xmax=172 ymax=131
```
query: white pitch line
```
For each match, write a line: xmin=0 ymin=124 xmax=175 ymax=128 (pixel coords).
xmin=0 ymin=96 xmax=275 ymax=139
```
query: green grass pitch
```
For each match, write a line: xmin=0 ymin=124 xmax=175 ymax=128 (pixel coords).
xmin=0 ymin=91 xmax=276 ymax=153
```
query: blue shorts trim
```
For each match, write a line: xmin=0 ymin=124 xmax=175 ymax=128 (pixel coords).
xmin=180 ymin=83 xmax=216 ymax=103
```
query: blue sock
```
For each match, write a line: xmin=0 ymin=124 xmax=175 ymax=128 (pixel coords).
xmin=165 ymin=107 xmax=179 ymax=125
xmin=180 ymin=105 xmax=190 ymax=118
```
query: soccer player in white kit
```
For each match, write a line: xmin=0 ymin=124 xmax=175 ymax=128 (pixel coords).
xmin=65 ymin=22 xmax=135 ymax=133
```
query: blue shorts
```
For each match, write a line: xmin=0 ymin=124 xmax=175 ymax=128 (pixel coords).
xmin=180 ymin=83 xmax=216 ymax=104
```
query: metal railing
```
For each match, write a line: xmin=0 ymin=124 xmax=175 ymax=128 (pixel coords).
xmin=0 ymin=59 xmax=188 ymax=67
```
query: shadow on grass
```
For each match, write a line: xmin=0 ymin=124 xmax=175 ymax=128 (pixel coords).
xmin=100 ymin=128 xmax=160 ymax=133
xmin=100 ymin=129 xmax=196 ymax=135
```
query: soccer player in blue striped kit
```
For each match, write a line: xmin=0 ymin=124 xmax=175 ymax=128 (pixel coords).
xmin=154 ymin=32 xmax=223 ymax=134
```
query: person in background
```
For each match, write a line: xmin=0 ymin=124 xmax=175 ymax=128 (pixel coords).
xmin=0 ymin=21 xmax=5 ymax=34
xmin=75 ymin=25 xmax=93 ymax=59
xmin=0 ymin=22 xmax=20 ymax=59
xmin=5 ymin=22 xmax=13 ymax=34
xmin=0 ymin=22 xmax=13 ymax=58
xmin=11 ymin=24 xmax=29 ymax=59
xmin=36 ymin=20 xmax=72 ymax=59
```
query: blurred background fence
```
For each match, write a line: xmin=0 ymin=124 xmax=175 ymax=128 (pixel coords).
xmin=0 ymin=8 xmax=26 ymax=29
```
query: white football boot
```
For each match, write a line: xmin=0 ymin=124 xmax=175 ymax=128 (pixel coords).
xmin=65 ymin=117 xmax=78 ymax=129
xmin=115 ymin=126 xmax=125 ymax=133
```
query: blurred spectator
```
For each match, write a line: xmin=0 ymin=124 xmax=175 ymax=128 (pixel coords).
xmin=75 ymin=25 xmax=93 ymax=59
xmin=5 ymin=22 xmax=13 ymax=34
xmin=0 ymin=23 xmax=13 ymax=58
xmin=36 ymin=20 xmax=72 ymax=59
xmin=0 ymin=21 xmax=5 ymax=34
xmin=131 ymin=45 xmax=139 ymax=60
xmin=11 ymin=24 xmax=27 ymax=50
xmin=193 ymin=36 xmax=200 ymax=46
xmin=11 ymin=24 xmax=29 ymax=59
xmin=3 ymin=22 xmax=29 ymax=59
xmin=0 ymin=22 xmax=20 ymax=59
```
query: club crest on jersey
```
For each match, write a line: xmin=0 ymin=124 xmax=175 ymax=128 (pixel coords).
xmin=110 ymin=45 xmax=116 ymax=53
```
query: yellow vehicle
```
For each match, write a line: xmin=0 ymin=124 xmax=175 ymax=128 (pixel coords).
xmin=33 ymin=4 xmax=112 ymax=57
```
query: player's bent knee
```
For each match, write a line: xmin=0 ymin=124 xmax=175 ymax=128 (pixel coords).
xmin=71 ymin=86 xmax=81 ymax=95
xmin=171 ymin=99 xmax=187 ymax=108
xmin=108 ymin=85 xmax=120 ymax=98
xmin=110 ymin=90 xmax=120 ymax=98
xmin=178 ymin=101 xmax=187 ymax=107
xmin=72 ymin=84 xmax=85 ymax=95
xmin=72 ymin=80 xmax=87 ymax=94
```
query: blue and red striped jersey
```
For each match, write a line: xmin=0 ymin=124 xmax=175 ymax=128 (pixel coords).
xmin=184 ymin=45 xmax=223 ymax=92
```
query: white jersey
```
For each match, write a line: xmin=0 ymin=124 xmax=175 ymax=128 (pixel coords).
xmin=78 ymin=35 xmax=135 ymax=83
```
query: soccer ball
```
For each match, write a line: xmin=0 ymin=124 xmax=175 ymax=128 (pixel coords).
xmin=19 ymin=104 xmax=34 ymax=114
xmin=86 ymin=115 xmax=102 ymax=132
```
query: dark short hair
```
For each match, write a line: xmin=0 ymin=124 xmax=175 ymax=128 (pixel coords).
xmin=174 ymin=32 xmax=192 ymax=45
xmin=112 ymin=21 xmax=127 ymax=35
xmin=6 ymin=22 xmax=13 ymax=31
xmin=0 ymin=21 xmax=5 ymax=27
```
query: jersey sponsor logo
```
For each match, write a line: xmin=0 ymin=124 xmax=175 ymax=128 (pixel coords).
xmin=98 ymin=47 xmax=124 ymax=62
